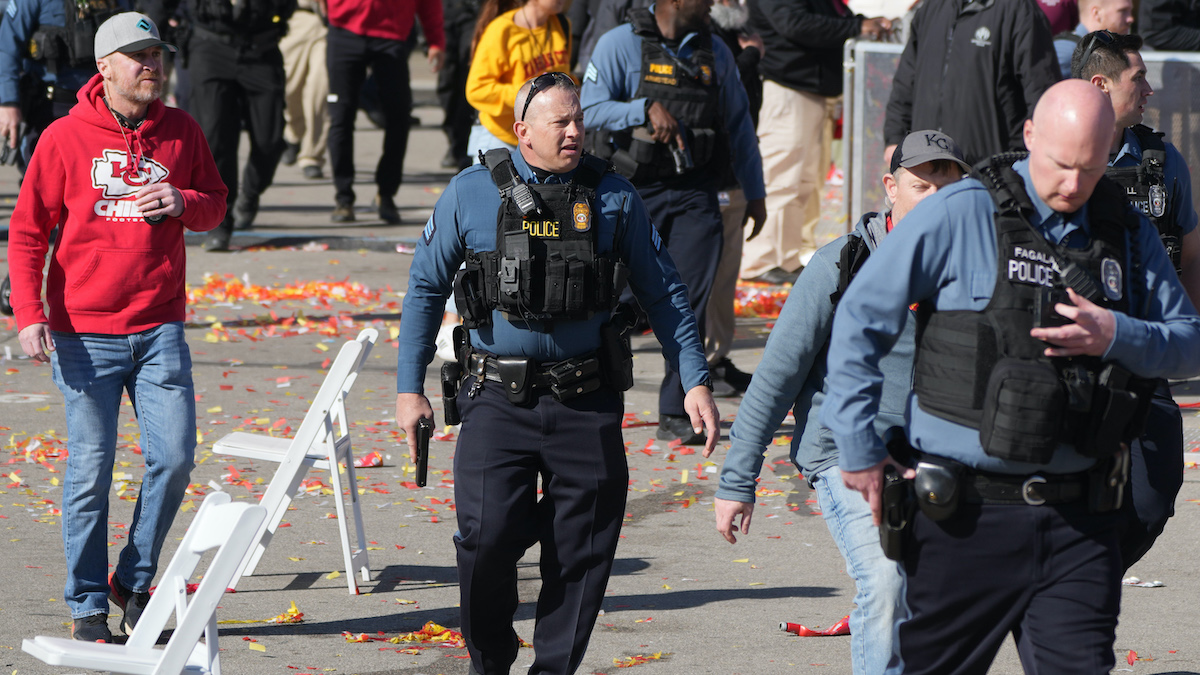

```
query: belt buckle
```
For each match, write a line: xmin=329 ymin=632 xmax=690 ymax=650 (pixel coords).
xmin=1022 ymin=475 xmax=1047 ymax=506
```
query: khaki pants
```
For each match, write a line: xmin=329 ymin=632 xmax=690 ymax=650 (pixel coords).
xmin=706 ymin=188 xmax=746 ymax=364
xmin=280 ymin=10 xmax=329 ymax=168
xmin=740 ymin=81 xmax=835 ymax=278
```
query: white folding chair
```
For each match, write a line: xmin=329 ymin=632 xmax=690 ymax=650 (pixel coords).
xmin=23 ymin=491 xmax=266 ymax=674
xmin=212 ymin=327 xmax=378 ymax=594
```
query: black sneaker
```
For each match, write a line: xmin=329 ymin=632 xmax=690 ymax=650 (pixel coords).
xmin=745 ymin=266 xmax=802 ymax=285
xmin=109 ymin=573 xmax=150 ymax=636
xmin=202 ymin=230 xmax=232 ymax=252
xmin=711 ymin=358 xmax=753 ymax=394
xmin=71 ymin=614 xmax=112 ymax=643
xmin=281 ymin=142 xmax=300 ymax=166
xmin=302 ymin=164 xmax=324 ymax=179
xmin=331 ymin=202 xmax=356 ymax=223
xmin=377 ymin=195 xmax=401 ymax=224
xmin=0 ymin=274 xmax=12 ymax=316
xmin=233 ymin=194 xmax=258 ymax=230
xmin=656 ymin=414 xmax=706 ymax=445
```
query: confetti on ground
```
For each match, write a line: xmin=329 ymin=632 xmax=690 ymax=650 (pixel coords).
xmin=614 ymin=652 xmax=669 ymax=668
xmin=735 ymin=281 xmax=790 ymax=318
xmin=344 ymin=621 xmax=466 ymax=648
xmin=353 ymin=451 xmax=383 ymax=468
xmin=1122 ymin=576 xmax=1165 ymax=588
xmin=217 ymin=601 xmax=303 ymax=625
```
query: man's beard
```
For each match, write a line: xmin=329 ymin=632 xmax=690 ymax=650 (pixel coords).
xmin=115 ymin=76 xmax=162 ymax=105
xmin=710 ymin=2 xmax=749 ymax=31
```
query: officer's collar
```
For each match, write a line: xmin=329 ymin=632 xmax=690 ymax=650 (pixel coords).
xmin=647 ymin=4 xmax=704 ymax=51
xmin=1013 ymin=157 xmax=1089 ymax=239
xmin=1110 ymin=127 xmax=1142 ymax=165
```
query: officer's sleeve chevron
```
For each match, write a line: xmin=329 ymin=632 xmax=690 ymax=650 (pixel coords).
xmin=422 ymin=216 xmax=436 ymax=245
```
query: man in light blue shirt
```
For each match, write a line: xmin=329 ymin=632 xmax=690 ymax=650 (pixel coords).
xmin=822 ymin=80 xmax=1200 ymax=673
xmin=1053 ymin=0 xmax=1134 ymax=77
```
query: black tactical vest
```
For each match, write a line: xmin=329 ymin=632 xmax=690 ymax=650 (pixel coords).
xmin=453 ymin=150 xmax=624 ymax=331
xmin=912 ymin=153 xmax=1152 ymax=463
xmin=595 ymin=8 xmax=725 ymax=183
xmin=29 ymin=0 xmax=123 ymax=73
xmin=1105 ymin=125 xmax=1178 ymax=272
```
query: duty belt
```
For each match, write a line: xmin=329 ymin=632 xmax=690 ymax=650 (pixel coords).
xmin=962 ymin=471 xmax=1087 ymax=506
xmin=465 ymin=350 xmax=603 ymax=405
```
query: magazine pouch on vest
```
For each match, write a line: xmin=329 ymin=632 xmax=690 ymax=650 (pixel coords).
xmin=29 ymin=0 xmax=122 ymax=75
xmin=913 ymin=152 xmax=1153 ymax=463
xmin=590 ymin=8 xmax=726 ymax=184
xmin=1105 ymin=124 xmax=1178 ymax=272
xmin=455 ymin=149 xmax=624 ymax=330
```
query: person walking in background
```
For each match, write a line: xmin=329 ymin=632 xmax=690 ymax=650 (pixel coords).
xmin=8 ymin=13 xmax=226 ymax=643
xmin=146 ymin=0 xmax=295 ymax=252
xmin=739 ymin=0 xmax=891 ymax=285
xmin=465 ymin=0 xmax=572 ymax=159
xmin=280 ymin=0 xmax=329 ymax=180
xmin=325 ymin=0 xmax=444 ymax=224
xmin=437 ymin=0 xmax=481 ymax=170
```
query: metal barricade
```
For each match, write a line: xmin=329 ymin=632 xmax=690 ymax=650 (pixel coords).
xmin=843 ymin=39 xmax=1200 ymax=226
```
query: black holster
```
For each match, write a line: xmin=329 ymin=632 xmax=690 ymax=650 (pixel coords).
xmin=598 ymin=304 xmax=635 ymax=392
xmin=880 ymin=465 xmax=915 ymax=561
xmin=440 ymin=361 xmax=463 ymax=426
xmin=1087 ymin=447 xmax=1130 ymax=513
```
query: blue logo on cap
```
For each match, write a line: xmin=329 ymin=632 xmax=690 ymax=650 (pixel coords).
xmin=137 ymin=18 xmax=152 ymax=32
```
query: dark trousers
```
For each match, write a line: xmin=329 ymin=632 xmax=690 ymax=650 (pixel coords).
xmin=637 ymin=182 xmax=723 ymax=416
xmin=1118 ymin=384 xmax=1184 ymax=568
xmin=326 ymin=25 xmax=413 ymax=206
xmin=453 ymin=379 xmax=627 ymax=675
xmin=437 ymin=0 xmax=477 ymax=164
xmin=188 ymin=35 xmax=286 ymax=235
xmin=896 ymin=501 xmax=1121 ymax=674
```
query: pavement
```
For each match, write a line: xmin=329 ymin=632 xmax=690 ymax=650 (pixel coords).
xmin=2 ymin=59 xmax=1200 ymax=675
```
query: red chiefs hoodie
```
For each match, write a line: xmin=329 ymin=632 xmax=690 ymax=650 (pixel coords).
xmin=8 ymin=73 xmax=227 ymax=335
xmin=326 ymin=0 xmax=445 ymax=46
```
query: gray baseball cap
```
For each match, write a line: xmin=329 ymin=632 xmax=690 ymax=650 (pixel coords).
xmin=890 ymin=129 xmax=972 ymax=175
xmin=94 ymin=12 xmax=177 ymax=60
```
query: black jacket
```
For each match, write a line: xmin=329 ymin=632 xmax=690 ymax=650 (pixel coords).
xmin=1139 ymin=0 xmax=1200 ymax=50
xmin=883 ymin=0 xmax=1060 ymax=165
xmin=749 ymin=0 xmax=863 ymax=96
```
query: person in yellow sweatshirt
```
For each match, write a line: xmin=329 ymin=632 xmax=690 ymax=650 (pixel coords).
xmin=465 ymin=0 xmax=573 ymax=159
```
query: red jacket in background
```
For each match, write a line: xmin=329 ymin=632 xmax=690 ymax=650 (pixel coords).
xmin=326 ymin=0 xmax=445 ymax=47
xmin=8 ymin=73 xmax=228 ymax=335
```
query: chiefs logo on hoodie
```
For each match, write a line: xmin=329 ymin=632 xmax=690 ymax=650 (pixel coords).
xmin=90 ymin=149 xmax=171 ymax=221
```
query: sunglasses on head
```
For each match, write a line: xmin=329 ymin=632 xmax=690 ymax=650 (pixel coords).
xmin=520 ymin=71 xmax=575 ymax=122
xmin=1077 ymin=30 xmax=1116 ymax=77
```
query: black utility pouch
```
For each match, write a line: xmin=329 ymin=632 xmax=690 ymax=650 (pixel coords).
xmin=1078 ymin=365 xmax=1155 ymax=458
xmin=548 ymin=357 xmax=601 ymax=402
xmin=454 ymin=267 xmax=490 ymax=329
xmin=598 ymin=309 xmax=635 ymax=392
xmin=495 ymin=357 xmax=534 ymax=406
xmin=980 ymin=358 xmax=1064 ymax=464
xmin=913 ymin=459 xmax=963 ymax=521
xmin=880 ymin=466 xmax=915 ymax=561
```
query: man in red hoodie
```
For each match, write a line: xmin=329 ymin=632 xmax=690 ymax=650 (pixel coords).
xmin=323 ymin=0 xmax=445 ymax=223
xmin=7 ymin=12 xmax=226 ymax=644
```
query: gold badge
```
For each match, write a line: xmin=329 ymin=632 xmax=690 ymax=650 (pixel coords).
xmin=700 ymin=65 xmax=713 ymax=86
xmin=573 ymin=201 xmax=591 ymax=232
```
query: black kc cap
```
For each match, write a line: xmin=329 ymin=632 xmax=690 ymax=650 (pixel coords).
xmin=890 ymin=129 xmax=971 ymax=175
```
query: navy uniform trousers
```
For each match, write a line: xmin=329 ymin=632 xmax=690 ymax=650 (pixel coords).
xmin=453 ymin=375 xmax=628 ymax=675
xmin=636 ymin=180 xmax=723 ymax=417
xmin=894 ymin=500 xmax=1122 ymax=674
xmin=1119 ymin=385 xmax=1184 ymax=569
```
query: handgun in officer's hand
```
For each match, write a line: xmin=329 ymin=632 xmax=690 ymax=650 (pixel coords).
xmin=415 ymin=417 xmax=434 ymax=487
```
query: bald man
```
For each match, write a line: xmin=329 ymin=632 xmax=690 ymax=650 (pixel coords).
xmin=821 ymin=80 xmax=1200 ymax=673
xmin=1053 ymin=0 xmax=1135 ymax=77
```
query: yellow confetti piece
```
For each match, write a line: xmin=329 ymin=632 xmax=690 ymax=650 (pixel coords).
xmin=255 ymin=417 xmax=270 ymax=425
xmin=196 ymin=429 xmax=204 ymax=444
xmin=317 ymin=342 xmax=330 ymax=352
xmin=206 ymin=406 xmax=222 ymax=414
xmin=180 ymin=500 xmax=196 ymax=512
xmin=389 ymin=325 xmax=400 ymax=341
xmin=394 ymin=598 xmax=417 ymax=605
xmin=326 ymin=570 xmax=341 ymax=580
xmin=287 ymin=557 xmax=305 ymax=562
xmin=51 ymin=477 xmax=59 ymax=486
xmin=749 ymin=582 xmax=765 ymax=586
xmin=662 ymin=584 xmax=671 ymax=590
xmin=248 ymin=642 xmax=266 ymax=652
xmin=681 ymin=470 xmax=689 ymax=484
xmin=36 ymin=406 xmax=51 ymax=412
xmin=732 ymin=558 xmax=749 ymax=563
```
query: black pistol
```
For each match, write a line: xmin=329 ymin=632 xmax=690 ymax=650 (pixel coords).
xmin=416 ymin=417 xmax=434 ymax=487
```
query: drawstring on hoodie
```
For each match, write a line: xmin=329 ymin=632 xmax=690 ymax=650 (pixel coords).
xmin=102 ymin=96 xmax=146 ymax=180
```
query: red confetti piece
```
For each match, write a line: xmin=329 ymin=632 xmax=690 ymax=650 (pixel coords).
xmin=781 ymin=615 xmax=851 ymax=637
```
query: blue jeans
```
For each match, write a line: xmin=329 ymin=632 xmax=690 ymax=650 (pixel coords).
xmin=813 ymin=467 xmax=905 ymax=675
xmin=51 ymin=322 xmax=197 ymax=618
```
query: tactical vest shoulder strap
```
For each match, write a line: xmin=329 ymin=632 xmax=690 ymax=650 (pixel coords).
xmin=829 ymin=231 xmax=871 ymax=307
xmin=628 ymin=7 xmax=659 ymax=37
xmin=483 ymin=149 xmax=521 ymax=196
xmin=572 ymin=153 xmax=611 ymax=191
xmin=1129 ymin=123 xmax=1167 ymax=182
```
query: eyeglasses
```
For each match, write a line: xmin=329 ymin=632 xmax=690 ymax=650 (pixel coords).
xmin=1075 ymin=30 xmax=1115 ymax=78
xmin=519 ymin=71 xmax=575 ymax=122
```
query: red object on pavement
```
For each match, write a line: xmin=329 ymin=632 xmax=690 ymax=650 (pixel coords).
xmin=780 ymin=615 xmax=851 ymax=636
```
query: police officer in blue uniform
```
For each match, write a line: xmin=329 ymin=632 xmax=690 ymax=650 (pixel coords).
xmin=821 ymin=81 xmax=1200 ymax=673
xmin=580 ymin=0 xmax=764 ymax=445
xmin=395 ymin=72 xmax=719 ymax=675
xmin=1073 ymin=30 xmax=1200 ymax=570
